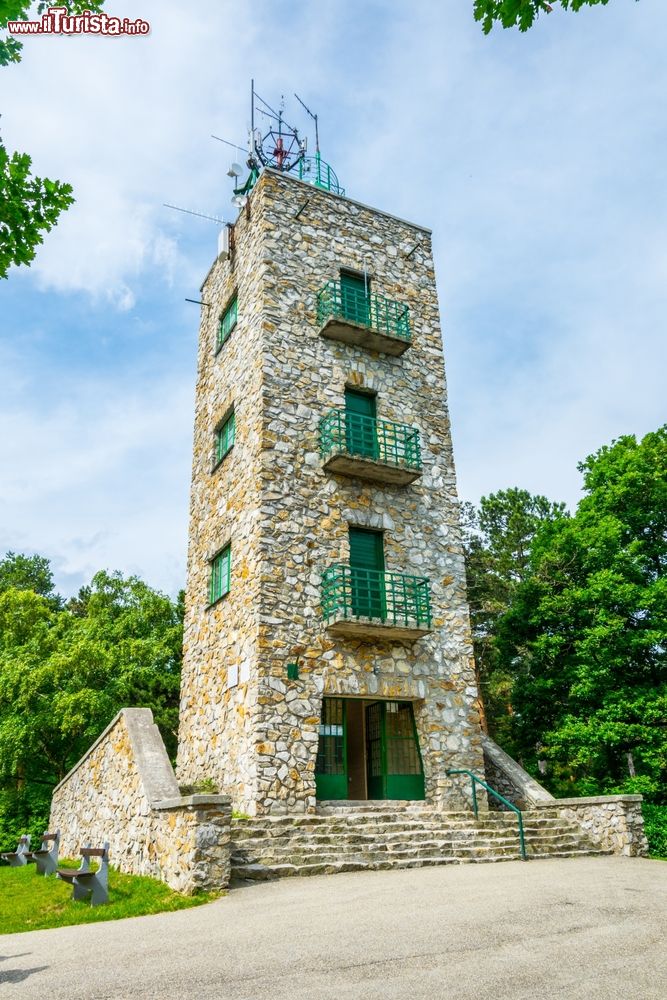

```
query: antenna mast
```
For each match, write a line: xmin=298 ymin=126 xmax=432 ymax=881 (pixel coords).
xmin=294 ymin=92 xmax=319 ymax=155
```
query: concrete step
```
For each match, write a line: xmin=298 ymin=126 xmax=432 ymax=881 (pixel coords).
xmin=231 ymin=824 xmax=593 ymax=844
xmin=232 ymin=835 xmax=599 ymax=865
xmin=228 ymin=806 xmax=607 ymax=882
xmin=231 ymin=845 xmax=610 ymax=882
xmin=230 ymin=816 xmax=572 ymax=837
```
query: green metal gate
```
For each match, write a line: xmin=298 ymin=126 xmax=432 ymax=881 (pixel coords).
xmin=365 ymin=701 xmax=425 ymax=801
xmin=315 ymin=697 xmax=347 ymax=799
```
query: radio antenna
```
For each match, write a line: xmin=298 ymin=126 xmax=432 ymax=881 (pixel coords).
xmin=164 ymin=203 xmax=226 ymax=225
xmin=294 ymin=92 xmax=319 ymax=154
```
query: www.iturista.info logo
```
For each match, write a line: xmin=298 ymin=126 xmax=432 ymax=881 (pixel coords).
xmin=7 ymin=5 xmax=150 ymax=36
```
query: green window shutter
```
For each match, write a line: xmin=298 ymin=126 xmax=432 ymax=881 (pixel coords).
xmin=349 ymin=528 xmax=385 ymax=619
xmin=209 ymin=545 xmax=231 ymax=604
xmin=217 ymin=295 xmax=238 ymax=349
xmin=340 ymin=271 xmax=368 ymax=295
xmin=344 ymin=388 xmax=376 ymax=419
xmin=339 ymin=271 xmax=369 ymax=326
xmin=349 ymin=527 xmax=384 ymax=571
xmin=215 ymin=410 xmax=236 ymax=465
xmin=344 ymin=389 xmax=378 ymax=459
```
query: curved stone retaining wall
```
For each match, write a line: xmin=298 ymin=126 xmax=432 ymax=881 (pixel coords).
xmin=50 ymin=708 xmax=231 ymax=894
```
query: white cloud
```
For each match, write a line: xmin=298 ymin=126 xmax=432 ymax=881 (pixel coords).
xmin=1 ymin=0 xmax=665 ymax=592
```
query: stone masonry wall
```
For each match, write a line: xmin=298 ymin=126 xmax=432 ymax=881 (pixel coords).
xmin=176 ymin=182 xmax=269 ymax=810
xmin=482 ymin=735 xmax=555 ymax=810
xmin=178 ymin=169 xmax=485 ymax=814
xmin=51 ymin=709 xmax=231 ymax=894
xmin=536 ymin=796 xmax=649 ymax=857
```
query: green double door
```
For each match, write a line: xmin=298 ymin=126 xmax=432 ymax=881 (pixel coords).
xmin=345 ymin=388 xmax=378 ymax=460
xmin=349 ymin=525 xmax=385 ymax=620
xmin=366 ymin=702 xmax=425 ymax=800
xmin=315 ymin=698 xmax=425 ymax=801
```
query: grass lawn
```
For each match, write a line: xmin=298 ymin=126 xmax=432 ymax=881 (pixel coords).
xmin=0 ymin=861 xmax=220 ymax=934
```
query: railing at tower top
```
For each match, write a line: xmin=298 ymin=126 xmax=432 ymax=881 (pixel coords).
xmin=446 ymin=769 xmax=528 ymax=861
xmin=297 ymin=155 xmax=345 ymax=196
xmin=316 ymin=281 xmax=412 ymax=344
xmin=321 ymin=564 xmax=432 ymax=630
xmin=319 ymin=410 xmax=422 ymax=469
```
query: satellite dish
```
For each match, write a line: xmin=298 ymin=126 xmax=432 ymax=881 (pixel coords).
xmin=227 ymin=162 xmax=243 ymax=178
xmin=231 ymin=194 xmax=247 ymax=208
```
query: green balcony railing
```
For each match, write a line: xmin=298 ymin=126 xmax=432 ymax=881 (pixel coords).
xmin=316 ymin=281 xmax=411 ymax=344
xmin=319 ymin=409 xmax=421 ymax=469
xmin=297 ymin=155 xmax=345 ymax=196
xmin=322 ymin=564 xmax=432 ymax=629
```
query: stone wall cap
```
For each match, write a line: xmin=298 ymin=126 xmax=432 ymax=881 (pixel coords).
xmin=53 ymin=707 xmax=147 ymax=794
xmin=153 ymin=794 xmax=232 ymax=810
xmin=537 ymin=794 xmax=644 ymax=807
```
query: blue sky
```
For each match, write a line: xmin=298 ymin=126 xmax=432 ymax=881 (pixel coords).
xmin=1 ymin=0 xmax=665 ymax=598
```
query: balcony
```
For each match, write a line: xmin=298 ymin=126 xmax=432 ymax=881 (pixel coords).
xmin=317 ymin=281 xmax=412 ymax=356
xmin=319 ymin=409 xmax=422 ymax=486
xmin=322 ymin=565 xmax=432 ymax=641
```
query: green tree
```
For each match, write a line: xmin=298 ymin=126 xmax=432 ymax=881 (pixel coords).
xmin=0 ymin=550 xmax=60 ymax=605
xmin=0 ymin=1 xmax=105 ymax=278
xmin=498 ymin=427 xmax=667 ymax=799
xmin=462 ymin=489 xmax=566 ymax=742
xmin=473 ymin=0 xmax=614 ymax=34
xmin=0 ymin=562 xmax=183 ymax=849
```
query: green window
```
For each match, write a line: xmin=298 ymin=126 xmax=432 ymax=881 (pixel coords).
xmin=217 ymin=294 xmax=237 ymax=349
xmin=209 ymin=545 xmax=231 ymax=605
xmin=214 ymin=410 xmax=235 ymax=466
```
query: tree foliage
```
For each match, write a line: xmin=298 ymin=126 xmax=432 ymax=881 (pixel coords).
xmin=0 ymin=550 xmax=58 ymax=602
xmin=0 ymin=146 xmax=74 ymax=278
xmin=0 ymin=1 xmax=105 ymax=277
xmin=0 ymin=560 xmax=183 ymax=849
xmin=462 ymin=489 xmax=566 ymax=743
xmin=492 ymin=427 xmax=667 ymax=799
xmin=473 ymin=0 xmax=612 ymax=34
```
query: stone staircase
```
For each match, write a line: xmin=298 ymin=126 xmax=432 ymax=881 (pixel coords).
xmin=230 ymin=801 xmax=610 ymax=881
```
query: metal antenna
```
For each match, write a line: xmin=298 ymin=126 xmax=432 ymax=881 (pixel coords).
xmin=211 ymin=134 xmax=246 ymax=157
xmin=294 ymin=92 xmax=319 ymax=154
xmin=164 ymin=203 xmax=226 ymax=225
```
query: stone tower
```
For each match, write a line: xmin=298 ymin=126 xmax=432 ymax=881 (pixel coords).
xmin=176 ymin=167 xmax=484 ymax=816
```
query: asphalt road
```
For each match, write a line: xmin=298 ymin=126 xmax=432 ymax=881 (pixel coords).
xmin=1 ymin=857 xmax=666 ymax=999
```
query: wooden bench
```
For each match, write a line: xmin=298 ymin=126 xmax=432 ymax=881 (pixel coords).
xmin=1 ymin=835 xmax=31 ymax=867
xmin=25 ymin=831 xmax=60 ymax=876
xmin=56 ymin=843 xmax=109 ymax=906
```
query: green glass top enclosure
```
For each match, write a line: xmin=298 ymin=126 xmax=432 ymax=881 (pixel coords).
xmin=321 ymin=564 xmax=432 ymax=641
xmin=317 ymin=280 xmax=412 ymax=356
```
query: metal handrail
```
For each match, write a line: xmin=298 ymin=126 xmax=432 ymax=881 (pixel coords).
xmin=446 ymin=769 xmax=527 ymax=861
xmin=316 ymin=280 xmax=411 ymax=342
xmin=297 ymin=155 xmax=345 ymax=196
xmin=319 ymin=409 xmax=421 ymax=469
xmin=321 ymin=564 xmax=432 ymax=629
